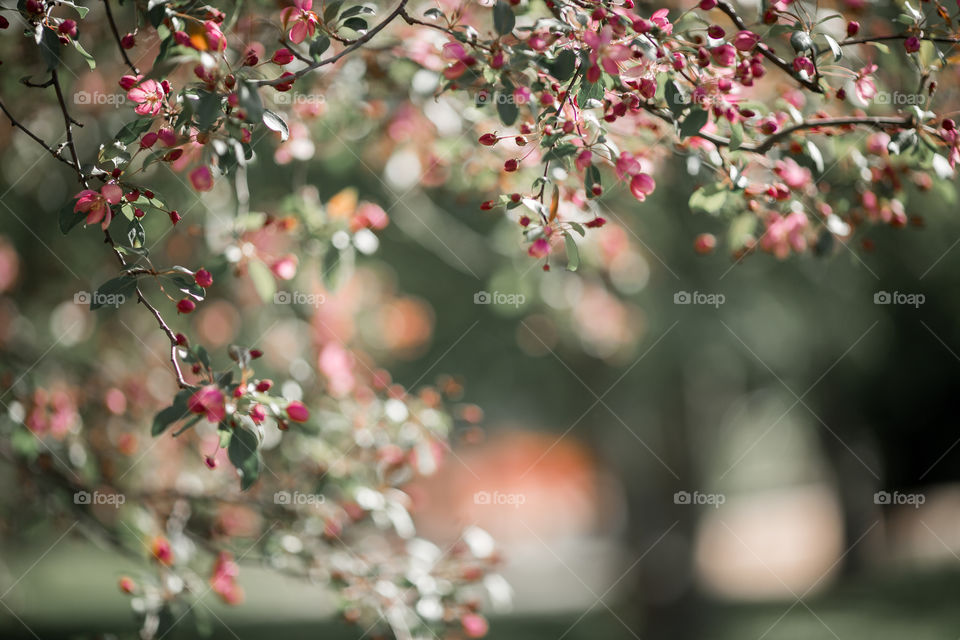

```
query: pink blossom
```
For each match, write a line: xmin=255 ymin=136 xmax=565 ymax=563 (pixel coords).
xmin=74 ymin=183 xmax=123 ymax=229
xmin=270 ymin=255 xmax=298 ymax=280
xmin=188 ymin=386 xmax=226 ymax=423
xmin=189 ymin=166 xmax=214 ymax=192
xmin=583 ymin=26 xmax=631 ymax=76
xmin=792 ymin=56 xmax=814 ymax=76
xmin=528 ymin=237 xmax=550 ymax=259
xmin=733 ymin=30 xmax=760 ymax=51
xmin=629 ymin=173 xmax=656 ymax=201
xmin=210 ymin=552 xmax=244 ymax=605
xmin=773 ymin=158 xmax=812 ymax=190
xmin=855 ymin=64 xmax=878 ymax=103
xmin=204 ymin=20 xmax=227 ymax=51
xmin=711 ymin=44 xmax=737 ymax=67
xmin=282 ymin=0 xmax=319 ymax=44
xmin=575 ymin=150 xmax=593 ymax=173
xmin=127 ymin=79 xmax=165 ymax=116
xmin=286 ymin=401 xmax=310 ymax=422
xmin=615 ymin=151 xmax=642 ymax=180
xmin=651 ymin=8 xmax=673 ymax=35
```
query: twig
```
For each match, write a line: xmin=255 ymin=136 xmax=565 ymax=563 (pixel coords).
xmin=0 ymin=99 xmax=79 ymax=169
xmin=103 ymin=0 xmax=140 ymax=75
xmin=254 ymin=0 xmax=410 ymax=86
xmin=714 ymin=0 xmax=824 ymax=94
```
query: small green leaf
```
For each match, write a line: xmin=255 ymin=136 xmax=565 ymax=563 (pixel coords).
xmin=59 ymin=199 xmax=83 ymax=235
xmin=496 ymin=96 xmax=518 ymax=126
xmin=342 ymin=16 xmax=368 ymax=31
xmin=228 ymin=426 xmax=261 ymax=490
xmin=72 ymin=40 xmax=96 ymax=69
xmin=688 ymin=182 xmax=730 ymax=215
xmin=309 ymin=35 xmax=331 ymax=60
xmin=247 ymin=260 xmax=276 ymax=303
xmin=550 ymin=49 xmax=577 ymax=81
xmin=40 ymin=28 xmax=62 ymax=71
xmin=679 ymin=108 xmax=708 ymax=138
xmin=493 ymin=0 xmax=515 ymax=35
xmin=729 ymin=121 xmax=743 ymax=150
xmin=563 ymin=232 xmax=579 ymax=271
xmin=152 ymin=390 xmax=192 ymax=436
xmin=262 ymin=109 xmax=290 ymax=141
xmin=115 ymin=118 xmax=154 ymax=145
xmin=91 ymin=275 xmax=138 ymax=310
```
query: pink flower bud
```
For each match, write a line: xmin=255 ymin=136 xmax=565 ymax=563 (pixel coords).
xmin=195 ymin=269 xmax=213 ymax=288
xmin=286 ymin=401 xmax=310 ymax=423
xmin=272 ymin=48 xmax=295 ymax=65
xmin=177 ymin=298 xmax=196 ymax=314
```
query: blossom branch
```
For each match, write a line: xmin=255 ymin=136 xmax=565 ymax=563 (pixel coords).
xmin=714 ymin=0 xmax=824 ymax=94
xmin=103 ymin=0 xmax=140 ymax=75
xmin=254 ymin=0 xmax=409 ymax=86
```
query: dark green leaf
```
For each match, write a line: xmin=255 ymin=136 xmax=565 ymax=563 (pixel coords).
xmin=493 ymin=0 xmax=515 ymax=35
xmin=550 ymin=49 xmax=577 ymax=81
xmin=342 ymin=16 xmax=368 ymax=31
xmin=115 ymin=118 xmax=154 ymax=145
xmin=40 ymin=28 xmax=62 ymax=71
xmin=91 ymin=275 xmax=138 ymax=310
xmin=59 ymin=199 xmax=83 ymax=235
xmin=496 ymin=96 xmax=518 ymax=126
xmin=228 ymin=426 xmax=261 ymax=490
xmin=152 ymin=390 xmax=192 ymax=436
xmin=309 ymin=35 xmax=331 ymax=60
xmin=679 ymin=108 xmax=708 ymax=138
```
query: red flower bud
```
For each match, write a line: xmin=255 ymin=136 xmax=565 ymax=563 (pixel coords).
xmin=846 ymin=21 xmax=860 ymax=37
xmin=204 ymin=455 xmax=217 ymax=469
xmin=175 ymin=333 xmax=188 ymax=346
xmin=504 ymin=158 xmax=519 ymax=172
xmin=177 ymin=298 xmax=196 ymax=314
xmin=169 ymin=210 xmax=182 ymax=225
xmin=480 ymin=200 xmax=495 ymax=210
xmin=119 ymin=75 xmax=139 ymax=91
xmin=250 ymin=348 xmax=263 ymax=359
xmin=256 ymin=379 xmax=273 ymax=392
xmin=479 ymin=133 xmax=498 ymax=146
xmin=195 ymin=268 xmax=213 ymax=288
xmin=272 ymin=48 xmax=295 ymax=65
xmin=121 ymin=33 xmax=136 ymax=49
xmin=286 ymin=401 xmax=310 ymax=423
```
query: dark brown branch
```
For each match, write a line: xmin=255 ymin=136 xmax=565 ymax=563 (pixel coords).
xmin=840 ymin=34 xmax=960 ymax=47
xmin=714 ymin=0 xmax=824 ymax=94
xmin=254 ymin=0 xmax=409 ymax=86
xmin=745 ymin=115 xmax=914 ymax=153
xmin=0 ymin=99 xmax=79 ymax=169
xmin=103 ymin=0 xmax=140 ymax=74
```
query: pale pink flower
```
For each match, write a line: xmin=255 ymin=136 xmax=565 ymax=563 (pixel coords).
xmin=127 ymin=79 xmax=165 ymax=116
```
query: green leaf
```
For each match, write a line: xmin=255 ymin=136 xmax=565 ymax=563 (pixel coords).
xmin=340 ymin=5 xmax=375 ymax=18
xmin=665 ymin=80 xmax=685 ymax=117
xmin=247 ymin=260 xmax=276 ymax=303
xmin=585 ymin=164 xmax=601 ymax=196
xmin=194 ymin=90 xmax=222 ymax=130
xmin=578 ymin=74 xmax=604 ymax=105
xmin=91 ymin=275 xmax=138 ymax=310
xmin=563 ymin=232 xmax=579 ymax=271
xmin=309 ymin=35 xmax=331 ymax=60
xmin=59 ymin=199 xmax=83 ymax=235
xmin=568 ymin=221 xmax=586 ymax=237
xmin=238 ymin=81 xmax=264 ymax=123
xmin=152 ymin=390 xmax=192 ymax=436
xmin=688 ymin=182 xmax=731 ymax=215
xmin=115 ymin=118 xmax=154 ymax=145
xmin=72 ymin=39 xmax=96 ymax=69
xmin=496 ymin=96 xmax=518 ymax=126
xmin=127 ymin=219 xmax=145 ymax=247
xmin=164 ymin=273 xmax=205 ymax=300
xmin=342 ymin=16 xmax=367 ymax=31
xmin=323 ymin=0 xmax=344 ymax=22
xmin=262 ymin=109 xmax=290 ymax=141
xmin=40 ymin=28 xmax=62 ymax=71
xmin=822 ymin=34 xmax=842 ymax=61
xmin=493 ymin=0 xmax=515 ymax=35
xmin=550 ymin=49 xmax=577 ymax=81
xmin=729 ymin=121 xmax=743 ymax=150
xmin=679 ymin=108 xmax=708 ymax=138
xmin=543 ymin=143 xmax=577 ymax=162
xmin=228 ymin=426 xmax=261 ymax=490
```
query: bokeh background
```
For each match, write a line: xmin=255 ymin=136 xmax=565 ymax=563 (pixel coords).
xmin=2 ymin=1 xmax=960 ymax=638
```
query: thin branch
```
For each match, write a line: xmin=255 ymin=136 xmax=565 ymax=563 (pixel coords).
xmin=103 ymin=0 xmax=140 ymax=75
xmin=714 ymin=0 xmax=824 ymax=94
xmin=840 ymin=34 xmax=960 ymax=47
xmin=51 ymin=70 xmax=88 ymax=188
xmin=254 ymin=0 xmax=409 ymax=86
xmin=0 ymin=99 xmax=78 ymax=169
